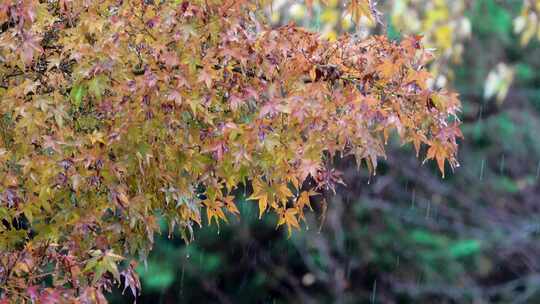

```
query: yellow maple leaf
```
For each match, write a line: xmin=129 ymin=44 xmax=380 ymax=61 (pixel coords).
xmin=346 ymin=0 xmax=373 ymax=24
xmin=204 ymin=199 xmax=227 ymax=226
xmin=277 ymin=208 xmax=300 ymax=237
xmin=223 ymin=195 xmax=240 ymax=215
xmin=297 ymin=190 xmax=318 ymax=211
xmin=248 ymin=178 xmax=271 ymax=218
xmin=425 ymin=141 xmax=450 ymax=178
xmin=89 ymin=130 xmax=106 ymax=145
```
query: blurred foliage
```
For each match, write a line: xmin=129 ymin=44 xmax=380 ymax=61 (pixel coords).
xmin=109 ymin=0 xmax=540 ymax=303
xmin=514 ymin=0 xmax=540 ymax=46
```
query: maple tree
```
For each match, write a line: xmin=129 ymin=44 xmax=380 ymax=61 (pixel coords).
xmin=0 ymin=0 xmax=461 ymax=301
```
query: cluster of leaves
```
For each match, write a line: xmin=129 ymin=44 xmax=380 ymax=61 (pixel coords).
xmin=112 ymin=1 xmax=540 ymax=303
xmin=0 ymin=0 xmax=460 ymax=301
xmin=269 ymin=0 xmax=471 ymax=75
xmin=268 ymin=0 xmax=378 ymax=40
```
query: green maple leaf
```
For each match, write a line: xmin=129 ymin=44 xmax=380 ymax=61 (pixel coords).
xmin=70 ymin=83 xmax=87 ymax=107
xmin=88 ymin=75 xmax=109 ymax=101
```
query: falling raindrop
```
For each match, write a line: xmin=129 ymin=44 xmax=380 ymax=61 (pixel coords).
xmin=160 ymin=288 xmax=166 ymax=302
xmin=474 ymin=104 xmax=484 ymax=135
xmin=179 ymin=265 xmax=185 ymax=296
xmin=479 ymin=159 xmax=485 ymax=181
xmin=477 ymin=104 xmax=484 ymax=122
xmin=411 ymin=188 xmax=416 ymax=210
xmin=426 ymin=201 xmax=431 ymax=219
xmin=499 ymin=154 xmax=505 ymax=175
xmin=536 ymin=160 xmax=540 ymax=180
xmin=396 ymin=256 xmax=400 ymax=268
xmin=371 ymin=280 xmax=377 ymax=304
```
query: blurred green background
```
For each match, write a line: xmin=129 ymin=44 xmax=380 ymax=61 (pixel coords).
xmin=109 ymin=1 xmax=540 ymax=303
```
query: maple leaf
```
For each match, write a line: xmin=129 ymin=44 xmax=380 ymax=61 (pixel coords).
xmin=277 ymin=208 xmax=300 ymax=237
xmin=229 ymin=94 xmax=244 ymax=111
xmin=167 ymin=90 xmax=183 ymax=106
xmin=405 ymin=131 xmax=428 ymax=157
xmin=405 ymin=68 xmax=432 ymax=90
xmin=88 ymin=131 xmax=106 ymax=145
xmin=259 ymin=98 xmax=283 ymax=118
xmin=297 ymin=190 xmax=317 ymax=211
xmin=88 ymin=75 xmax=108 ymax=101
xmin=295 ymin=190 xmax=319 ymax=221
xmin=424 ymin=141 xmax=451 ymax=178
xmin=248 ymin=178 xmax=271 ymax=219
xmin=437 ymin=122 xmax=463 ymax=143
xmin=298 ymin=159 xmax=321 ymax=182
xmin=346 ymin=0 xmax=374 ymax=24
xmin=70 ymin=83 xmax=87 ymax=107
xmin=161 ymin=51 xmax=180 ymax=68
xmin=223 ymin=195 xmax=240 ymax=215
xmin=277 ymin=184 xmax=293 ymax=203
xmin=197 ymin=68 xmax=214 ymax=89
xmin=204 ymin=199 xmax=227 ymax=226
xmin=21 ymin=32 xmax=43 ymax=66
xmin=378 ymin=58 xmax=402 ymax=79
xmin=121 ymin=261 xmax=141 ymax=298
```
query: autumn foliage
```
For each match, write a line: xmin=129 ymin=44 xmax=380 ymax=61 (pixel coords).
xmin=0 ymin=0 xmax=461 ymax=301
